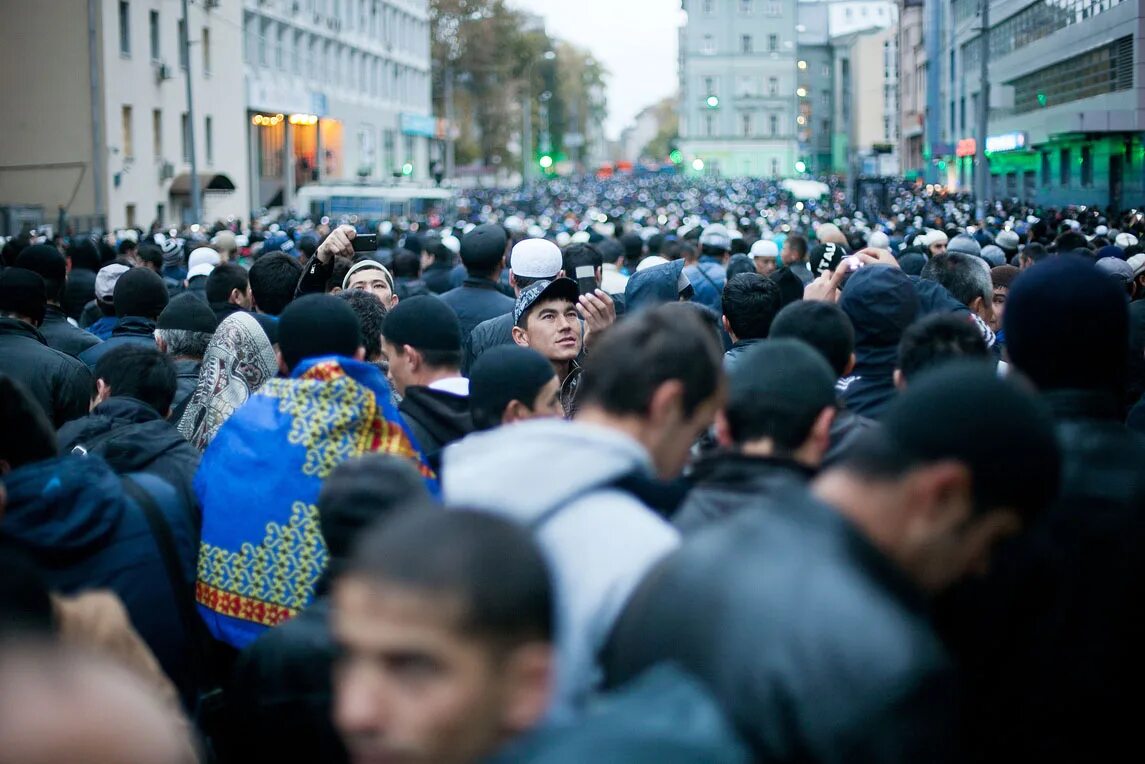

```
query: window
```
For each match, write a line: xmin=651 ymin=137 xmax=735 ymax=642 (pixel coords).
xmin=178 ymin=19 xmax=188 ymax=69
xmin=259 ymin=20 xmax=268 ymax=66
xmin=702 ymin=0 xmax=713 ymax=14
xmin=742 ymin=113 xmax=751 ymax=137
xmin=705 ymin=113 xmax=714 ymax=136
xmin=740 ymin=0 xmax=752 ymax=13
xmin=119 ymin=1 xmax=131 ymax=56
xmin=704 ymin=76 xmax=714 ymax=94
xmin=181 ymin=112 xmax=191 ymax=162
xmin=276 ymin=24 xmax=284 ymax=69
xmin=1060 ymin=148 xmax=1071 ymax=186
xmin=764 ymin=1 xmax=782 ymax=15
xmin=121 ymin=106 xmax=134 ymax=160
xmin=1081 ymin=145 xmax=1093 ymax=186
xmin=768 ymin=77 xmax=778 ymax=96
xmin=823 ymin=64 xmax=830 ymax=78
xmin=741 ymin=35 xmax=752 ymax=54
xmin=702 ymin=34 xmax=715 ymax=55
xmin=383 ymin=129 xmax=395 ymax=174
xmin=767 ymin=34 xmax=778 ymax=52
xmin=126 ymin=204 xmax=137 ymax=228
xmin=1011 ymin=36 xmax=1133 ymax=114
xmin=769 ymin=114 xmax=778 ymax=136
xmin=771 ymin=158 xmax=779 ymax=176
xmin=1041 ymin=150 xmax=1051 ymax=185
xmin=152 ymin=109 xmax=162 ymax=159
xmin=149 ymin=10 xmax=159 ymax=61
xmin=202 ymin=28 xmax=211 ymax=75
xmin=205 ymin=116 xmax=213 ymax=165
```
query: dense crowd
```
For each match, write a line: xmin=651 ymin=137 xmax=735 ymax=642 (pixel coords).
xmin=2 ymin=173 xmax=1145 ymax=763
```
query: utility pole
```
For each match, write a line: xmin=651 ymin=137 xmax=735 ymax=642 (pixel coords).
xmin=974 ymin=0 xmax=990 ymax=222
xmin=181 ymin=0 xmax=202 ymax=224
xmin=444 ymin=62 xmax=456 ymax=181
xmin=522 ymin=76 xmax=533 ymax=185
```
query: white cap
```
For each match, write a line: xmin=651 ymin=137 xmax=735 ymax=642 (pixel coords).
xmin=1095 ymin=224 xmax=1109 ymax=237
xmin=187 ymin=262 xmax=215 ymax=280
xmin=749 ymin=240 xmax=779 ymax=259
xmin=188 ymin=246 xmax=220 ymax=270
xmin=555 ymin=231 xmax=571 ymax=248
xmin=504 ymin=215 xmax=525 ymax=233
xmin=510 ymin=238 xmax=563 ymax=279
xmin=1127 ymin=253 xmax=1145 ymax=277
xmin=441 ymin=235 xmax=461 ymax=255
xmin=699 ymin=223 xmax=731 ymax=250
xmin=867 ymin=231 xmax=890 ymax=250
xmin=1116 ymin=232 xmax=1139 ymax=248
xmin=570 ymin=230 xmax=591 ymax=244
xmin=635 ymin=255 xmax=669 ymax=272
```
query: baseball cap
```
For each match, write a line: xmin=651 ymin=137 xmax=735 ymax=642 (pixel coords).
xmin=513 ymin=277 xmax=580 ymax=326
xmin=699 ymin=224 xmax=731 ymax=251
xmin=95 ymin=263 xmax=131 ymax=301
xmin=343 ymin=260 xmax=395 ymax=291
xmin=511 ymin=239 xmax=563 ymax=279
xmin=749 ymin=240 xmax=779 ymax=259
xmin=1095 ymin=256 xmax=1135 ymax=286
xmin=809 ymin=241 xmax=850 ymax=276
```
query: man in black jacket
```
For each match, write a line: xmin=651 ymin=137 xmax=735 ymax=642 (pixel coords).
xmin=14 ymin=244 xmax=101 ymax=357
xmin=57 ymin=345 xmax=200 ymax=522
xmin=438 ymin=224 xmax=516 ymax=343
xmin=674 ymin=340 xmax=835 ymax=535
xmin=382 ymin=296 xmax=473 ymax=470
xmin=604 ymin=362 xmax=1061 ymax=763
xmin=936 ymin=256 xmax=1145 ymax=762
xmin=77 ymin=267 xmax=169 ymax=369
xmin=0 ymin=268 xmax=93 ymax=428
xmin=720 ymin=273 xmax=782 ymax=374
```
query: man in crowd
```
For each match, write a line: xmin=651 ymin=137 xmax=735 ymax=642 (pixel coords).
xmin=421 ymin=236 xmax=458 ymax=294
xmin=392 ymin=248 xmax=431 ymax=299
xmin=343 ymin=259 xmax=399 ymax=308
xmin=15 ymin=243 xmax=101 ymax=356
xmin=83 ymin=263 xmax=130 ymax=339
xmin=749 ymin=239 xmax=780 ymax=277
xmin=439 ymin=223 xmax=516 ymax=341
xmin=57 ymin=345 xmax=200 ymax=515
xmin=382 ymin=296 xmax=474 ymax=469
xmin=510 ymin=278 xmax=584 ymax=415
xmin=248 ymin=251 xmax=302 ymax=316
xmin=919 ymin=252 xmax=995 ymax=328
xmin=603 ymin=235 xmax=634 ymax=294
xmin=721 ymin=273 xmax=783 ymax=373
xmin=295 ymin=224 xmax=398 ymax=309
xmin=685 ymin=224 xmax=730 ymax=312
xmin=467 ymin=345 xmax=563 ymax=432
xmin=337 ymin=289 xmax=390 ymax=367
xmin=445 ymin=304 xmax=724 ymax=715
xmin=894 ymin=314 xmax=989 ymax=389
xmin=185 ymin=246 xmax=219 ymax=302
xmin=0 ymin=268 xmax=93 ymax=428
xmin=79 ymin=267 xmax=170 ymax=369
xmin=674 ymin=339 xmax=837 ymax=535
xmin=604 ymin=362 xmax=1060 ymax=762
xmin=332 ymin=509 xmax=555 ymax=764
xmin=206 ymin=263 xmax=254 ymax=324
xmin=780 ymin=233 xmax=813 ymax=284
xmin=155 ymin=292 xmax=219 ymax=420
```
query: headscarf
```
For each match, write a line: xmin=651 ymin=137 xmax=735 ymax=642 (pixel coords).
xmin=177 ymin=312 xmax=277 ymax=451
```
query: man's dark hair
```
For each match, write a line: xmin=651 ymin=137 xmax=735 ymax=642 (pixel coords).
xmin=1054 ymin=231 xmax=1090 ymax=253
xmin=722 ymin=273 xmax=782 ymax=340
xmin=577 ymin=303 xmax=723 ymax=418
xmin=428 ymin=241 xmax=454 ymax=267
xmin=248 ymin=253 xmax=302 ymax=316
xmin=0 ymin=375 xmax=58 ymax=470
xmin=562 ymin=243 xmax=603 ymax=277
xmin=1022 ymin=242 xmax=1048 ymax=264
xmin=117 ymin=238 xmax=138 ymax=256
xmin=919 ymin=252 xmax=992 ymax=308
xmin=205 ymin=263 xmax=250 ymax=304
xmin=336 ymin=289 xmax=388 ymax=361
xmin=391 ymin=248 xmax=421 ymax=279
xmin=646 ymin=233 xmax=665 ymax=255
xmin=785 ymin=234 xmax=809 ymax=261
xmin=94 ymin=345 xmax=177 ymax=415
xmin=137 ymin=243 xmax=164 ymax=272
xmin=619 ymin=233 xmax=643 ymax=264
xmin=897 ymin=314 xmax=989 ymax=383
xmin=770 ymin=300 xmax=855 ymax=377
xmin=346 ymin=509 xmax=554 ymax=647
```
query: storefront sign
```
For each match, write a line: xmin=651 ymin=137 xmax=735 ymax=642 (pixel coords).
xmin=400 ymin=113 xmax=436 ymax=138
xmin=985 ymin=132 xmax=1028 ymax=153
xmin=956 ymin=138 xmax=977 ymax=157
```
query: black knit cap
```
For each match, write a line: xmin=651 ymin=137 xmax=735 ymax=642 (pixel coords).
xmin=158 ymin=292 xmax=219 ymax=333
xmin=855 ymin=359 xmax=1061 ymax=520
xmin=469 ymin=345 xmax=557 ymax=430
xmin=0 ymin=268 xmax=47 ymax=325
xmin=1004 ymin=254 xmax=1129 ymax=392
xmin=459 ymin=223 xmax=508 ymax=268
xmin=14 ymin=244 xmax=66 ymax=294
xmin=113 ymin=267 xmax=169 ymax=319
xmin=382 ymin=295 xmax=461 ymax=352
xmin=278 ymin=293 xmax=363 ymax=372
xmin=729 ymin=339 xmax=837 ymax=420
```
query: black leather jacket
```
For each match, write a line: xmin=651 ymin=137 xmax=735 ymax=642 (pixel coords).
xmin=673 ymin=452 xmax=814 ymax=535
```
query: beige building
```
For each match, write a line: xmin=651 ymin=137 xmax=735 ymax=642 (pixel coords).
xmin=0 ymin=0 xmax=249 ymax=233
xmin=830 ymin=18 xmax=899 ymax=176
xmin=897 ymin=0 xmax=925 ymax=178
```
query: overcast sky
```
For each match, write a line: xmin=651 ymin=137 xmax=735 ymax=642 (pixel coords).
xmin=509 ymin=0 xmax=683 ymax=140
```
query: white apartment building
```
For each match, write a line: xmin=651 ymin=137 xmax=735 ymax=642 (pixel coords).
xmin=0 ymin=0 xmax=249 ymax=232
xmin=243 ymin=0 xmax=434 ymax=212
xmin=678 ymin=0 xmax=800 ymax=177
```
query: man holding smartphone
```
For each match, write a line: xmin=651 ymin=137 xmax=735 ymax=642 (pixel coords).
xmin=294 ymin=225 xmax=398 ymax=308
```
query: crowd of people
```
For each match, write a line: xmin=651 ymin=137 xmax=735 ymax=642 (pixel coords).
xmin=2 ymin=172 xmax=1145 ymax=763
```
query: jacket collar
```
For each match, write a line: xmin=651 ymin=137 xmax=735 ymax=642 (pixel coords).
xmin=111 ymin=315 xmax=157 ymax=337
xmin=90 ymin=396 xmax=164 ymax=424
xmin=690 ymin=451 xmax=816 ymax=488
xmin=461 ymin=276 xmax=502 ymax=291
xmin=0 ymin=316 xmax=47 ymax=344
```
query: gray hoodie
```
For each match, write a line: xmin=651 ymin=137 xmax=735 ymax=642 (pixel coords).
xmin=443 ymin=419 xmax=680 ymax=717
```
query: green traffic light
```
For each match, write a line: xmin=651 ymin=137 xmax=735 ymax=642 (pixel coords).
xmin=402 ymin=162 xmax=414 ymax=176
xmin=1037 ymin=92 xmax=1047 ymax=107
xmin=539 ymin=155 xmax=554 ymax=169
xmin=706 ymin=95 xmax=719 ymax=109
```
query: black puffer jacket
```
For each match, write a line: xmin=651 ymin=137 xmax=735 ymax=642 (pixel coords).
xmin=935 ymin=388 xmax=1145 ymax=763
xmin=57 ymin=396 xmax=201 ymax=525
xmin=0 ymin=317 xmax=93 ymax=428
xmin=673 ymin=452 xmax=814 ymax=535
xmin=399 ymin=386 xmax=474 ymax=471
xmin=463 ymin=311 xmax=514 ymax=374
xmin=76 ymin=316 xmax=159 ymax=369
xmin=38 ymin=304 xmax=101 ymax=357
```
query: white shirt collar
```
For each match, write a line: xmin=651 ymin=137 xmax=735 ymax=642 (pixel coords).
xmin=427 ymin=376 xmax=470 ymax=396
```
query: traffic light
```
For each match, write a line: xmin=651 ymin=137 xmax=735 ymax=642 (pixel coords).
xmin=1037 ymin=92 xmax=1047 ymax=107
xmin=402 ymin=162 xmax=414 ymax=177
xmin=706 ymin=95 xmax=719 ymax=109
xmin=794 ymin=160 xmax=807 ymax=174
xmin=539 ymin=154 xmax=554 ymax=170
xmin=937 ymin=160 xmax=947 ymax=171
xmin=669 ymin=149 xmax=684 ymax=164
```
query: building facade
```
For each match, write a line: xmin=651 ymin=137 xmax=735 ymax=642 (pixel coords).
xmin=678 ymin=0 xmax=800 ymax=177
xmin=0 ymin=0 xmax=249 ymax=233
xmin=243 ymin=0 xmax=434 ymax=213
xmin=897 ymin=0 xmax=926 ymax=178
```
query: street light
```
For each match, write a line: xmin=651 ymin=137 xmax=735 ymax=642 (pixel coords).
xmin=796 ymin=87 xmax=807 ymax=97
xmin=692 ymin=158 xmax=705 ymax=171
xmin=539 ymin=154 xmax=554 ymax=169
xmin=706 ymin=95 xmax=720 ymax=109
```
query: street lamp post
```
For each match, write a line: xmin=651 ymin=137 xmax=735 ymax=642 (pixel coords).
xmin=974 ymin=0 xmax=991 ymax=222
xmin=521 ymin=50 xmax=555 ymax=184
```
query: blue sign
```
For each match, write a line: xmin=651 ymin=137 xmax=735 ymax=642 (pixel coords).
xmin=400 ymin=113 xmax=436 ymax=138
xmin=310 ymin=92 xmax=328 ymax=117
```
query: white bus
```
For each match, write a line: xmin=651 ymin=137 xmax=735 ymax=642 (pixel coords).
xmin=294 ymin=183 xmax=457 ymax=222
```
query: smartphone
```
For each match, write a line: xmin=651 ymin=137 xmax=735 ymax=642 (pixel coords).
xmin=352 ymin=233 xmax=377 ymax=252
xmin=842 ymin=255 xmax=864 ymax=271
xmin=574 ymin=265 xmax=598 ymax=296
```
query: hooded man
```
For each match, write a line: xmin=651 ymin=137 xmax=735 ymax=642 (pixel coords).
xmin=684 ymin=224 xmax=730 ymax=313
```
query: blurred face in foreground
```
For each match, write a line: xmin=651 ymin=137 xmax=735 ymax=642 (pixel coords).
xmin=332 ymin=577 xmax=550 ymax=764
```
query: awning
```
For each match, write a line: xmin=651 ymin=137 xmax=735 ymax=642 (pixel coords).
xmin=169 ymin=173 xmax=236 ymax=195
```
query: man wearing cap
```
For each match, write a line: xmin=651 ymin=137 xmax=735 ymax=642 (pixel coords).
xmin=186 ymin=246 xmax=219 ymax=302
xmin=439 ymin=223 xmax=517 ymax=341
xmin=14 ymin=244 xmax=101 ymax=357
xmin=511 ymin=278 xmax=584 ymax=416
xmin=78 ymin=268 xmax=170 ymax=369
xmin=155 ymin=292 xmax=219 ymax=421
xmin=749 ymin=239 xmax=780 ymax=277
xmin=674 ymin=339 xmax=837 ymax=535
xmin=605 ymin=362 xmax=1061 ymax=762
xmin=0 ymin=268 xmax=94 ymax=428
xmin=684 ymin=224 xmax=730 ymax=312
xmin=84 ymin=263 xmax=131 ymax=339
xmin=381 ymin=296 xmax=474 ymax=470
xmin=922 ymin=229 xmax=948 ymax=257
xmin=995 ymin=229 xmax=1021 ymax=262
xmin=342 ymin=259 xmax=398 ymax=307
xmin=467 ymin=345 xmax=563 ymax=431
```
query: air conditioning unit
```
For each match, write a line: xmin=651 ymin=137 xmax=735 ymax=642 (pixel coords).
xmin=159 ymin=161 xmax=175 ymax=182
xmin=156 ymin=63 xmax=173 ymax=82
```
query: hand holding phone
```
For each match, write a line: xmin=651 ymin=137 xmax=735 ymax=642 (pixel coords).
xmin=352 ymin=233 xmax=378 ymax=253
